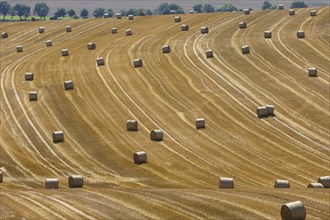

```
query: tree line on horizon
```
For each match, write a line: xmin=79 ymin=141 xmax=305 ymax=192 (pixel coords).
xmin=0 ymin=1 xmax=309 ymax=21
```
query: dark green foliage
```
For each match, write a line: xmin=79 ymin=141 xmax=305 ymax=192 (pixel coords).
xmin=203 ymin=4 xmax=215 ymax=13
xmin=218 ymin=4 xmax=239 ymax=12
xmin=80 ymin=8 xmax=88 ymax=18
xmin=67 ymin=9 xmax=76 ymax=18
xmin=262 ymin=1 xmax=278 ymax=10
xmin=192 ymin=4 xmax=203 ymax=13
xmin=156 ymin=3 xmax=185 ymax=15
xmin=93 ymin=8 xmax=105 ymax=18
xmin=0 ymin=1 xmax=11 ymax=20
xmin=291 ymin=1 xmax=308 ymax=8
xmin=33 ymin=2 xmax=49 ymax=20
xmin=12 ymin=4 xmax=30 ymax=20
xmin=54 ymin=8 xmax=66 ymax=18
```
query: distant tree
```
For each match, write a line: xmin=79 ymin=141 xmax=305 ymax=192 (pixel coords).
xmin=80 ymin=8 xmax=88 ymax=18
xmin=0 ymin=1 xmax=11 ymax=20
xmin=67 ymin=9 xmax=76 ymax=18
xmin=33 ymin=2 xmax=49 ymax=20
xmin=218 ymin=4 xmax=239 ymax=12
xmin=192 ymin=4 xmax=203 ymax=13
xmin=10 ymin=7 xmax=16 ymax=19
xmin=145 ymin=9 xmax=153 ymax=15
xmin=93 ymin=8 xmax=104 ymax=18
xmin=290 ymin=1 xmax=308 ymax=8
xmin=23 ymin=5 xmax=30 ymax=19
xmin=54 ymin=8 xmax=66 ymax=18
xmin=261 ymin=1 xmax=278 ymax=10
xmin=12 ymin=4 xmax=30 ymax=20
xmin=203 ymin=4 xmax=215 ymax=13
xmin=262 ymin=1 xmax=272 ymax=10
xmin=106 ymin=8 xmax=114 ymax=17
xmin=156 ymin=3 xmax=185 ymax=15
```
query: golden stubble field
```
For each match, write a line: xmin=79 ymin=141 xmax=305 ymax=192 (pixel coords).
xmin=0 ymin=7 xmax=329 ymax=220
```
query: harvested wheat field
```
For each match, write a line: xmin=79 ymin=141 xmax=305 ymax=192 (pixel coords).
xmin=0 ymin=7 xmax=329 ymax=220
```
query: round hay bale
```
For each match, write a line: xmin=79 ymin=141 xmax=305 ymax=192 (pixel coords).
xmin=274 ymin=180 xmax=290 ymax=188
xmin=242 ymin=45 xmax=250 ymax=54
xmin=133 ymin=59 xmax=142 ymax=67
xmin=257 ymin=106 xmax=268 ymax=118
xmin=206 ymin=49 xmax=213 ymax=58
xmin=45 ymin=178 xmax=58 ymax=189
xmin=266 ymin=105 xmax=275 ymax=116
xmin=181 ymin=24 xmax=189 ymax=31
xmin=125 ymin=29 xmax=132 ymax=36
xmin=16 ymin=46 xmax=23 ymax=53
xmin=103 ymin=13 xmax=109 ymax=18
xmin=39 ymin=27 xmax=45 ymax=33
xmin=243 ymin=9 xmax=250 ymax=15
xmin=87 ymin=42 xmax=96 ymax=50
xmin=25 ymin=72 xmax=34 ymax=81
xmin=201 ymin=26 xmax=209 ymax=34
xmin=1 ymin=32 xmax=8 ymax=38
xmin=112 ymin=27 xmax=118 ymax=34
xmin=150 ymin=129 xmax=163 ymax=141
xmin=29 ymin=91 xmax=38 ymax=101
xmin=61 ymin=49 xmax=69 ymax=56
xmin=140 ymin=11 xmax=146 ymax=16
xmin=127 ymin=120 xmax=138 ymax=131
xmin=170 ymin=10 xmax=176 ymax=14
xmin=96 ymin=57 xmax=105 ymax=66
xmin=189 ymin=10 xmax=195 ymax=14
xmin=310 ymin=10 xmax=317 ymax=16
xmin=53 ymin=131 xmax=64 ymax=143
xmin=31 ymin=17 xmax=37 ymax=21
xmin=46 ymin=40 xmax=52 ymax=47
xmin=162 ymin=44 xmax=170 ymax=53
xmin=174 ymin=16 xmax=181 ymax=22
xmin=116 ymin=13 xmax=122 ymax=19
xmin=196 ymin=118 xmax=205 ymax=129
xmin=64 ymin=80 xmax=74 ymax=90
xmin=297 ymin=31 xmax=305 ymax=38
xmin=264 ymin=31 xmax=272 ymax=38
xmin=289 ymin=9 xmax=295 ymax=16
xmin=281 ymin=201 xmax=306 ymax=220
xmin=128 ymin=15 xmax=134 ymax=20
xmin=308 ymin=67 xmax=317 ymax=77
xmin=239 ymin=22 xmax=246 ymax=29
xmin=318 ymin=176 xmax=330 ymax=188
xmin=0 ymin=171 xmax=3 ymax=183
xmin=66 ymin=26 xmax=72 ymax=32
xmin=307 ymin=182 xmax=324 ymax=188
xmin=133 ymin=151 xmax=147 ymax=164
xmin=278 ymin=4 xmax=284 ymax=10
xmin=68 ymin=175 xmax=83 ymax=188
xmin=219 ymin=177 xmax=234 ymax=188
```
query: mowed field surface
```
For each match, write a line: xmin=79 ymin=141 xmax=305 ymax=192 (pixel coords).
xmin=0 ymin=7 xmax=329 ymax=219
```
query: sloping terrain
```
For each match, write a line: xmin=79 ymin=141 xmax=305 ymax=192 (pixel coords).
xmin=0 ymin=7 xmax=329 ymax=219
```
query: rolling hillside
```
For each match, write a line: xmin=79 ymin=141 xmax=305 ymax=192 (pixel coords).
xmin=0 ymin=7 xmax=329 ymax=219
